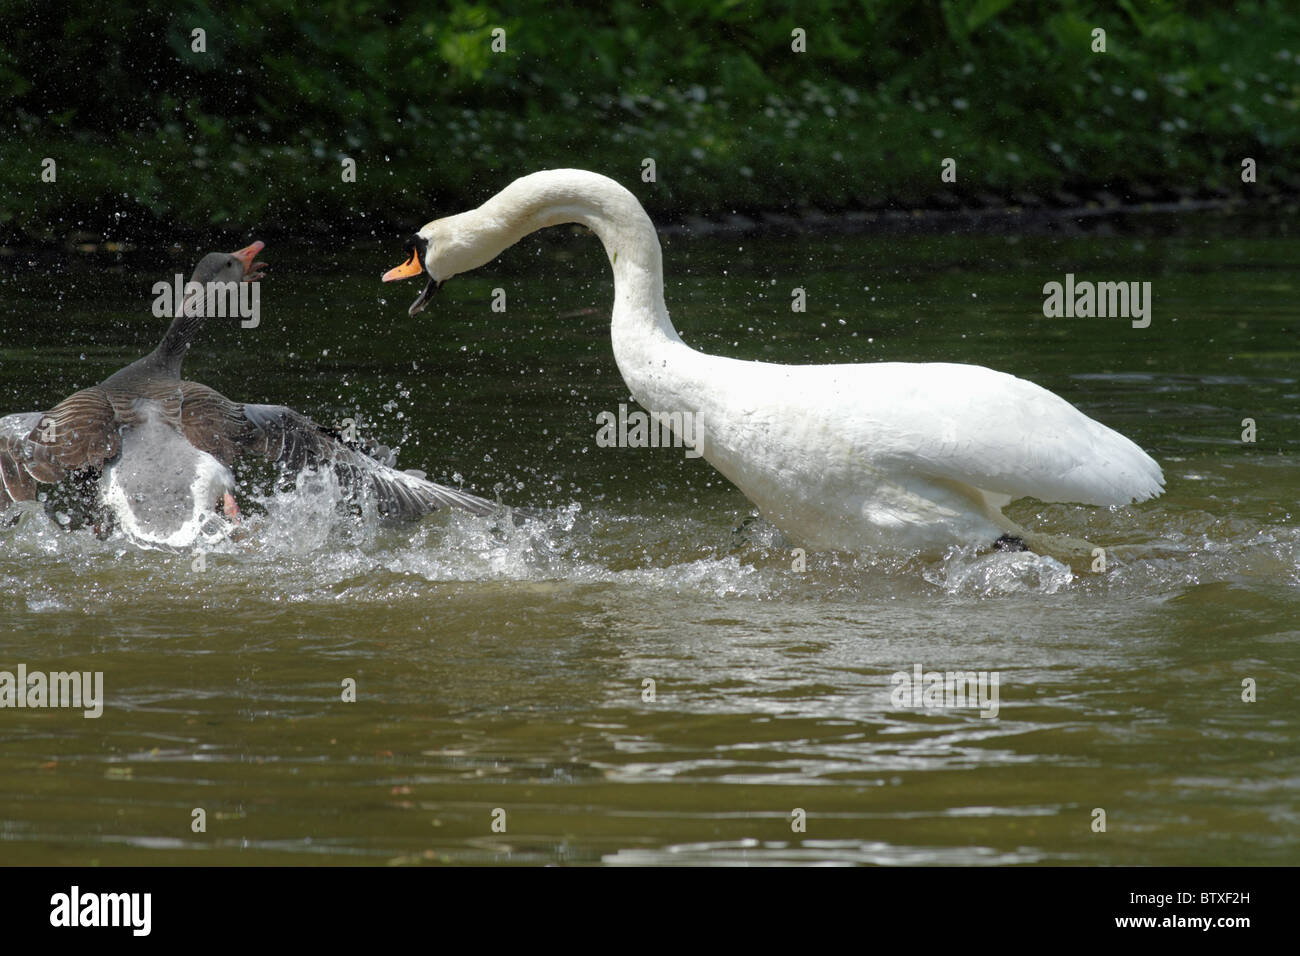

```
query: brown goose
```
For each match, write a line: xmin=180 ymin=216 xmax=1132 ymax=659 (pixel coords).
xmin=1 ymin=242 xmax=500 ymax=548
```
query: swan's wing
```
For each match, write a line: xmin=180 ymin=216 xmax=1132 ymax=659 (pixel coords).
xmin=202 ymin=398 xmax=502 ymax=519
xmin=0 ymin=389 xmax=122 ymax=506
xmin=845 ymin=364 xmax=1164 ymax=506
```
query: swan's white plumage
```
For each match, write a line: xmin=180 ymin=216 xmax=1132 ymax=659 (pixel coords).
xmin=409 ymin=169 xmax=1164 ymax=552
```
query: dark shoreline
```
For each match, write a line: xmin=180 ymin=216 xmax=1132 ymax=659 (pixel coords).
xmin=1 ymin=190 xmax=1293 ymax=265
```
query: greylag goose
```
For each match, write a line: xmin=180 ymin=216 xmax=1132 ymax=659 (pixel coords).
xmin=1 ymin=242 xmax=500 ymax=548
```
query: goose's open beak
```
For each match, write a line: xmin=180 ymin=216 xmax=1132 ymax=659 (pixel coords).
xmin=231 ymin=241 xmax=268 ymax=281
xmin=382 ymin=248 xmax=439 ymax=316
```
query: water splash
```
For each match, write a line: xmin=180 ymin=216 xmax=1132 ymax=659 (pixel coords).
xmin=5 ymin=480 xmax=1300 ymax=607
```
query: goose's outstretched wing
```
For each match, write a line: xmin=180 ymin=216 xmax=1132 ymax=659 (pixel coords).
xmin=6 ymin=381 xmax=507 ymax=521
xmin=208 ymin=400 xmax=501 ymax=519
xmin=1 ymin=412 xmax=46 ymax=506
xmin=1 ymin=388 xmax=122 ymax=507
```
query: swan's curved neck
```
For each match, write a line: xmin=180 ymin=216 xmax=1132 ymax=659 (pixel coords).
xmin=458 ymin=170 xmax=683 ymax=353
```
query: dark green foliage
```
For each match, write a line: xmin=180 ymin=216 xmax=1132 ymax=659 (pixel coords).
xmin=0 ymin=0 xmax=1295 ymax=240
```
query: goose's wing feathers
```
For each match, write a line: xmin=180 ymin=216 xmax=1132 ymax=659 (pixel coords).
xmin=854 ymin=364 xmax=1164 ymax=506
xmin=1 ymin=412 xmax=48 ymax=505
xmin=231 ymin=402 xmax=501 ymax=519
xmin=1 ymin=388 xmax=122 ymax=505
xmin=4 ymin=381 xmax=502 ymax=520
xmin=29 ymin=387 xmax=121 ymax=473
xmin=165 ymin=381 xmax=247 ymax=463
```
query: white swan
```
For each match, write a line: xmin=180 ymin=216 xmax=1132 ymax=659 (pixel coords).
xmin=383 ymin=169 xmax=1164 ymax=553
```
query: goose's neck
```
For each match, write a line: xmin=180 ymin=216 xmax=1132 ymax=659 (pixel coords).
xmin=466 ymin=171 xmax=683 ymax=358
xmin=102 ymin=302 xmax=198 ymax=388
xmin=149 ymin=316 xmax=197 ymax=376
xmin=143 ymin=289 xmax=208 ymax=378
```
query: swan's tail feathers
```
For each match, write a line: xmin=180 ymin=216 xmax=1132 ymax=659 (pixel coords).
xmin=235 ymin=403 xmax=511 ymax=520
xmin=898 ymin=366 xmax=1166 ymax=509
xmin=928 ymin=413 xmax=1165 ymax=508
xmin=1064 ymin=421 xmax=1165 ymax=506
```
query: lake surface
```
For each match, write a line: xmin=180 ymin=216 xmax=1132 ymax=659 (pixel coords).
xmin=1 ymin=211 xmax=1297 ymax=865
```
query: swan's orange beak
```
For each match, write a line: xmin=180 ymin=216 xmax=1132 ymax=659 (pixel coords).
xmin=382 ymin=248 xmax=424 ymax=282
xmin=231 ymin=241 xmax=268 ymax=281
xmin=384 ymin=237 xmax=439 ymax=314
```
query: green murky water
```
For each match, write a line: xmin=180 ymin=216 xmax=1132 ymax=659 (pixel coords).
xmin=1 ymin=212 xmax=1297 ymax=865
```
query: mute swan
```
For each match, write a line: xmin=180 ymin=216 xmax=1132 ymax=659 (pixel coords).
xmin=383 ymin=170 xmax=1164 ymax=553
xmin=2 ymin=243 xmax=502 ymax=549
